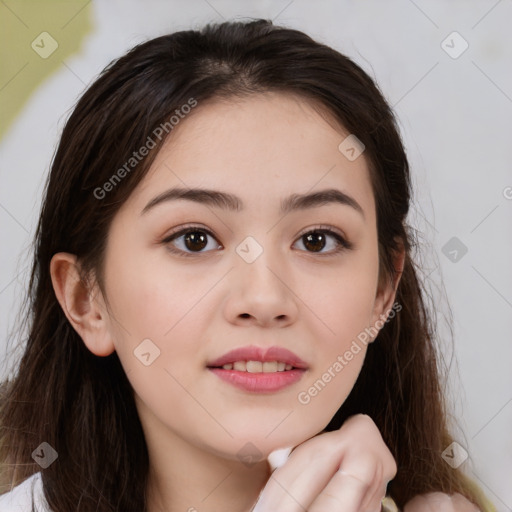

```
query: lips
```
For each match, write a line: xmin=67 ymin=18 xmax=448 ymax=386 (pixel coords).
xmin=207 ymin=345 xmax=308 ymax=393
xmin=207 ymin=345 xmax=309 ymax=370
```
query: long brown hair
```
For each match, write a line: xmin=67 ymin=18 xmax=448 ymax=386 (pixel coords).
xmin=0 ymin=19 xmax=494 ymax=511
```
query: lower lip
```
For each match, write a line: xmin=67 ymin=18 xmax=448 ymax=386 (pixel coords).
xmin=208 ymin=368 xmax=306 ymax=392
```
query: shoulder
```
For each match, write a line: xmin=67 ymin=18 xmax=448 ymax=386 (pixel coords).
xmin=0 ymin=472 xmax=49 ymax=511
xmin=404 ymin=492 xmax=482 ymax=511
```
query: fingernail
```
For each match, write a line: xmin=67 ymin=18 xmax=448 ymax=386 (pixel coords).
xmin=267 ymin=446 xmax=292 ymax=471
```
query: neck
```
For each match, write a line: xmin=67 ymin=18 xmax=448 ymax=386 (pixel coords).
xmin=137 ymin=398 xmax=272 ymax=512
xmin=145 ymin=436 xmax=272 ymax=512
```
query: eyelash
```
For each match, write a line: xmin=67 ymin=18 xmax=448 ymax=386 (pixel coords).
xmin=160 ymin=223 xmax=353 ymax=258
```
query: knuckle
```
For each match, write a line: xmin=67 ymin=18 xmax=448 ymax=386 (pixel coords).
xmin=385 ymin=452 xmax=398 ymax=478
xmin=340 ymin=456 xmax=378 ymax=485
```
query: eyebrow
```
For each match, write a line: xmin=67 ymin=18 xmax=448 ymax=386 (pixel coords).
xmin=141 ymin=186 xmax=365 ymax=219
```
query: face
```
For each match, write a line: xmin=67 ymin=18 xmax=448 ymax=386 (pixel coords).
xmin=98 ymin=92 xmax=388 ymax=461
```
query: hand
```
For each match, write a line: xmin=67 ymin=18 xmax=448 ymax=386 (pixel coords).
xmin=404 ymin=492 xmax=482 ymax=512
xmin=252 ymin=414 xmax=397 ymax=512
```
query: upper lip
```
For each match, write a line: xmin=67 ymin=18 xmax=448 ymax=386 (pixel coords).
xmin=207 ymin=345 xmax=309 ymax=369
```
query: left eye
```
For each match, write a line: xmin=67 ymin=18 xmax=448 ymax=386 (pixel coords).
xmin=162 ymin=225 xmax=351 ymax=257
xmin=294 ymin=229 xmax=351 ymax=254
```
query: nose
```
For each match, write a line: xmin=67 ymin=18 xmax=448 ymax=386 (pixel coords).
xmin=224 ymin=240 xmax=299 ymax=328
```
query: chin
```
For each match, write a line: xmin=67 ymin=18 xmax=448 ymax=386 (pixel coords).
xmin=214 ymin=421 xmax=326 ymax=460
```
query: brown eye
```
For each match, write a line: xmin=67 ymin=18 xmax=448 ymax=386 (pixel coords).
xmin=162 ymin=226 xmax=221 ymax=256
xmin=183 ymin=231 xmax=208 ymax=251
xmin=293 ymin=228 xmax=352 ymax=255
xmin=303 ymin=232 xmax=327 ymax=252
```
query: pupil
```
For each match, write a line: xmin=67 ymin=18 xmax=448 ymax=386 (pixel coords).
xmin=185 ymin=231 xmax=208 ymax=251
xmin=304 ymin=232 xmax=325 ymax=252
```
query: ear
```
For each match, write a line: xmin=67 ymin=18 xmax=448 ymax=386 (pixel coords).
xmin=50 ymin=252 xmax=115 ymax=356
xmin=368 ymin=239 xmax=406 ymax=341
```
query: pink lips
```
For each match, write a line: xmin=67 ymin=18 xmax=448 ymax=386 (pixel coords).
xmin=207 ymin=345 xmax=308 ymax=393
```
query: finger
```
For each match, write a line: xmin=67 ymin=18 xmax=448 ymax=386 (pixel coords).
xmin=258 ymin=450 xmax=382 ymax=512
xmin=363 ymin=477 xmax=392 ymax=512
xmin=307 ymin=468 xmax=377 ymax=512
xmin=327 ymin=435 xmax=395 ymax=512
xmin=338 ymin=415 xmax=398 ymax=484
xmin=308 ymin=448 xmax=391 ymax=512
xmin=252 ymin=441 xmax=340 ymax=512
xmin=358 ymin=451 xmax=396 ymax=511
xmin=253 ymin=416 xmax=397 ymax=512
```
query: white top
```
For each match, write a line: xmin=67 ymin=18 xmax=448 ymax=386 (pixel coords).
xmin=0 ymin=472 xmax=49 ymax=511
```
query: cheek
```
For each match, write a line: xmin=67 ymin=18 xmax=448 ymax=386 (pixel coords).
xmin=100 ymin=247 xmax=209 ymax=398
xmin=307 ymin=255 xmax=379 ymax=351
xmin=296 ymin=249 xmax=379 ymax=409
xmin=103 ymin=251 xmax=209 ymax=439
xmin=104 ymin=244 xmax=211 ymax=343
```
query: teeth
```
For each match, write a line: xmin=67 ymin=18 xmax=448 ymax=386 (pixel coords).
xmin=247 ymin=361 xmax=262 ymax=373
xmin=233 ymin=361 xmax=246 ymax=371
xmin=220 ymin=360 xmax=294 ymax=372
xmin=262 ymin=361 xmax=277 ymax=373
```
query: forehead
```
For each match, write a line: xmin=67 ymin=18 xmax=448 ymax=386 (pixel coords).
xmin=128 ymin=92 xmax=375 ymax=220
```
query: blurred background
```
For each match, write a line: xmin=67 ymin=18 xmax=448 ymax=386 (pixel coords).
xmin=0 ymin=1 xmax=511 ymax=509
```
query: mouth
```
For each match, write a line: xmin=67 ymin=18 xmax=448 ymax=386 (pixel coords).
xmin=211 ymin=360 xmax=296 ymax=372
xmin=206 ymin=345 xmax=308 ymax=393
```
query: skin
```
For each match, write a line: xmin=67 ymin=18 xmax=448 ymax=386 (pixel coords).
xmin=50 ymin=92 xmax=479 ymax=511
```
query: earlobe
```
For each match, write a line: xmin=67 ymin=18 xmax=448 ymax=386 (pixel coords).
xmin=50 ymin=252 xmax=115 ymax=357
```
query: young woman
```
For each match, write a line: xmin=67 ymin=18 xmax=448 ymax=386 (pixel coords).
xmin=0 ymin=19 xmax=495 ymax=512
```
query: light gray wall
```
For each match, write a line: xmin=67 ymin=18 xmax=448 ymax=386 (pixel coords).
xmin=1 ymin=1 xmax=511 ymax=509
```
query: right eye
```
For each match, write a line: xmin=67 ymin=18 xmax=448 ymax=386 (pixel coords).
xmin=161 ymin=225 xmax=223 ymax=257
